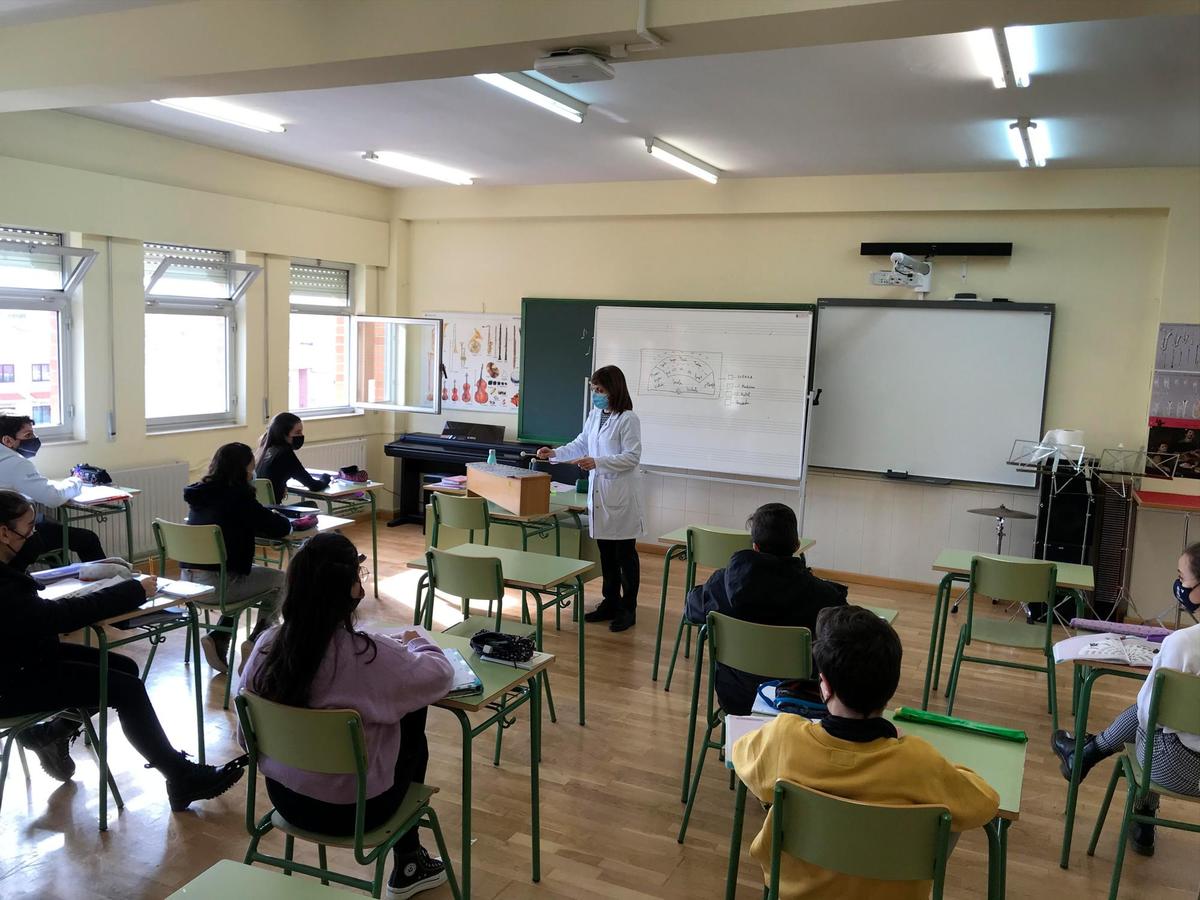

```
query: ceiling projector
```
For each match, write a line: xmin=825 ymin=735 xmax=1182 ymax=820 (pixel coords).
xmin=534 ymin=51 xmax=615 ymax=84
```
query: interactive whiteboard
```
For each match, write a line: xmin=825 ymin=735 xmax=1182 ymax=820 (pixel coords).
xmin=810 ymin=300 xmax=1053 ymax=487
xmin=593 ymin=306 xmax=813 ymax=479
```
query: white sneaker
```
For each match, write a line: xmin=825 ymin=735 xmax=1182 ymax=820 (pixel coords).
xmin=200 ymin=635 xmax=230 ymax=674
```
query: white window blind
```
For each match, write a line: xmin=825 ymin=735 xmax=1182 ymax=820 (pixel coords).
xmin=0 ymin=225 xmax=64 ymax=291
xmin=144 ymin=242 xmax=234 ymax=300
xmin=290 ymin=264 xmax=351 ymax=308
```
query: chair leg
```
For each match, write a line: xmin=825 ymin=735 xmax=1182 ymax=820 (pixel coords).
xmin=413 ymin=574 xmax=428 ymax=626
xmin=944 ymin=633 xmax=968 ymax=717
xmin=425 ymin=807 xmax=462 ymax=900
xmin=664 ymin=617 xmax=690 ymax=693
xmin=492 ymin=696 xmax=506 ymax=767
xmin=677 ymin=719 xmax=717 ymax=843
xmin=541 ymin=670 xmax=557 ymax=725
xmin=318 ymin=845 xmax=329 ymax=885
xmin=1107 ymin=775 xmax=1138 ymax=900
xmin=283 ymin=835 xmax=295 ymax=874
xmin=1088 ymin=761 xmax=1124 ymax=856
xmin=1045 ymin=652 xmax=1059 ymax=733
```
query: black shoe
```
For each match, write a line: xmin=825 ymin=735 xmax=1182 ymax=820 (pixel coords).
xmin=609 ymin=611 xmax=637 ymax=632
xmin=17 ymin=718 xmax=80 ymax=782
xmin=584 ymin=603 xmax=617 ymax=623
xmin=1129 ymin=816 xmax=1156 ymax=856
xmin=387 ymin=847 xmax=448 ymax=898
xmin=1051 ymin=729 xmax=1106 ymax=783
xmin=165 ymin=753 xmax=246 ymax=811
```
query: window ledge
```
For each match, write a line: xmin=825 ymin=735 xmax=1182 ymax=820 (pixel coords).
xmin=146 ymin=422 xmax=242 ymax=437
xmin=298 ymin=409 xmax=365 ymax=422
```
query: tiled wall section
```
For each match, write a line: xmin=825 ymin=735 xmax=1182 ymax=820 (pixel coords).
xmin=640 ymin=469 xmax=1040 ymax=586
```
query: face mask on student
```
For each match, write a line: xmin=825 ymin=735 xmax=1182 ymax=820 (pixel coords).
xmin=14 ymin=437 xmax=41 ymax=459
xmin=1174 ymin=578 xmax=1199 ymax=613
xmin=591 ymin=393 xmax=609 ymax=411
xmin=292 ymin=435 xmax=305 ymax=450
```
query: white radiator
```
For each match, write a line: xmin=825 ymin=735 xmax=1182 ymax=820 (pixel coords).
xmin=89 ymin=460 xmax=189 ymax=561
xmin=296 ymin=437 xmax=368 ymax=475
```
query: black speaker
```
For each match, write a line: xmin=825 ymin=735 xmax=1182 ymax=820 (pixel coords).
xmin=1030 ymin=468 xmax=1097 ymax=622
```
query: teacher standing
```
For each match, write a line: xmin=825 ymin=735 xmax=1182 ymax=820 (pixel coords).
xmin=538 ymin=365 xmax=642 ymax=633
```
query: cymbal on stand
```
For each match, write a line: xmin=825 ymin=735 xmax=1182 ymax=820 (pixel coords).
xmin=967 ymin=504 xmax=1036 ymax=520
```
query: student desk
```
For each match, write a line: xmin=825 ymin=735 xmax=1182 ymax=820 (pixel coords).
xmin=922 ymin=549 xmax=1094 ymax=709
xmin=652 ymin=526 xmax=817 ymax=683
xmin=287 ymin=475 xmax=383 ymax=597
xmin=724 ymin=709 xmax=1026 ymax=900
xmin=425 ymin=486 xmax=589 ymax=553
xmin=429 ymin=631 xmax=553 ymax=900
xmin=168 ymin=859 xmax=358 ymax=898
xmin=41 ymin=576 xmax=216 ymax=830
xmin=407 ymin=544 xmax=592 ymax=724
xmin=1057 ymin=658 xmax=1148 ymax=869
xmin=53 ymin=485 xmax=140 ymax=564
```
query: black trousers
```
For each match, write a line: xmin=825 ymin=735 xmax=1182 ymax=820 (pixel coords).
xmin=265 ymin=707 xmax=430 ymax=856
xmin=596 ymin=538 xmax=640 ymax=613
xmin=0 ymin=643 xmax=185 ymax=777
xmin=11 ymin=516 xmax=106 ymax=569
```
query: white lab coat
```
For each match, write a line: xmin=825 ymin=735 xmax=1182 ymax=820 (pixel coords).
xmin=553 ymin=409 xmax=643 ymax=540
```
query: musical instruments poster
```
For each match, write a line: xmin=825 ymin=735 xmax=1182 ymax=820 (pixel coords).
xmin=426 ymin=311 xmax=522 ymax=414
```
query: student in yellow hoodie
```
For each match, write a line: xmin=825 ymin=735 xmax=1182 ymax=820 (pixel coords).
xmin=732 ymin=605 xmax=1000 ymax=900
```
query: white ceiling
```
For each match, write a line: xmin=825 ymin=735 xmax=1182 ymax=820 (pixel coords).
xmin=70 ymin=14 xmax=1200 ymax=188
xmin=0 ymin=0 xmax=179 ymax=26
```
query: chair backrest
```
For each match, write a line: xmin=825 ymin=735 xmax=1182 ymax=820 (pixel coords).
xmin=251 ymin=477 xmax=275 ymax=507
xmin=768 ymin=780 xmax=951 ymax=896
xmin=236 ymin=691 xmax=365 ymax=776
xmin=708 ymin=611 xmax=811 ymax=680
xmin=427 ymin=547 xmax=504 ymax=602
xmin=430 ymin=493 xmax=489 ymax=548
xmin=970 ymin=555 xmax=1057 ymax=606
xmin=530 ymin=457 xmax=582 ymax=484
xmin=153 ymin=518 xmax=227 ymax=569
xmin=1144 ymin=668 xmax=1200 ymax=753
xmin=687 ymin=526 xmax=753 ymax=569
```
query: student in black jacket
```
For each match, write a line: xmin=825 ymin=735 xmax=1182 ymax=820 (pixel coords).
xmin=0 ymin=489 xmax=244 ymax=808
xmin=183 ymin=442 xmax=292 ymax=675
xmin=684 ymin=503 xmax=848 ymax=715
xmin=254 ymin=412 xmax=331 ymax=504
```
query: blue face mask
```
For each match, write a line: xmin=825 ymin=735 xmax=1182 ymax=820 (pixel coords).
xmin=1174 ymin=578 xmax=1198 ymax=614
xmin=15 ymin=437 xmax=40 ymax=459
xmin=591 ymin=392 xmax=609 ymax=411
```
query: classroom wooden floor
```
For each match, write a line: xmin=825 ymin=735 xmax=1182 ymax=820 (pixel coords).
xmin=0 ymin=520 xmax=1194 ymax=899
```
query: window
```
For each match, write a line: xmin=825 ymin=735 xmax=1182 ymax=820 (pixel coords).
xmin=289 ymin=262 xmax=353 ymax=414
xmin=143 ymin=243 xmax=260 ymax=430
xmin=31 ymin=405 xmax=50 ymax=425
xmin=0 ymin=225 xmax=92 ymax=439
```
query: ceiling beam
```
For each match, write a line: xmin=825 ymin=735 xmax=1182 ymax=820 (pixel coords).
xmin=0 ymin=0 xmax=1195 ymax=113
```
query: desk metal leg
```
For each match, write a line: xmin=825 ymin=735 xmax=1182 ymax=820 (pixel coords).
xmin=529 ymin=673 xmax=542 ymax=883
xmin=725 ymin=777 xmax=748 ymax=900
xmin=652 ymin=545 xmax=685 ymax=682
xmin=933 ymin=576 xmax=957 ymax=695
xmin=922 ymin=575 xmax=951 ymax=709
xmin=95 ymin=626 xmax=111 ymax=831
xmin=188 ymin=605 xmax=206 ymax=765
xmin=368 ymin=492 xmax=379 ymax=598
xmin=985 ymin=817 xmax=1010 ymax=899
xmin=681 ymin=631 xmax=706 ymax=803
xmin=1061 ymin=665 xmax=1100 ymax=869
xmin=451 ymin=709 xmax=474 ymax=900
xmin=122 ymin=500 xmax=135 ymax=563
xmin=575 ymin=576 xmax=586 ymax=726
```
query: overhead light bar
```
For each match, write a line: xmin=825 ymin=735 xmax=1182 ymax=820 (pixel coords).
xmin=1007 ymin=118 xmax=1049 ymax=167
xmin=473 ymin=72 xmax=587 ymax=123
xmin=361 ymin=151 xmax=474 ymax=185
xmin=645 ymin=138 xmax=720 ymax=184
xmin=151 ymin=97 xmax=287 ymax=133
xmin=969 ymin=25 xmax=1035 ymax=88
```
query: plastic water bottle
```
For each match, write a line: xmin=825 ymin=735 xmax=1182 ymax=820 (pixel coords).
xmin=487 ymin=449 xmax=497 ymax=466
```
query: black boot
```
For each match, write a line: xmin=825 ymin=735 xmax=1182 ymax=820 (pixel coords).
xmin=1129 ymin=802 xmax=1156 ymax=856
xmin=17 ymin=717 xmax=81 ymax=782
xmin=1051 ymin=729 xmax=1110 ymax=782
xmin=164 ymin=751 xmax=247 ymax=811
xmin=584 ymin=601 xmax=617 ymax=623
xmin=610 ymin=607 xmax=637 ymax=632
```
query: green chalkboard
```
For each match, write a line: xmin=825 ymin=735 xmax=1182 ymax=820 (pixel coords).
xmin=517 ymin=297 xmax=816 ymax=445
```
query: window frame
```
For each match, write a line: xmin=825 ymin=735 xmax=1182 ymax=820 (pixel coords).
xmin=0 ymin=227 xmax=84 ymax=441
xmin=288 ymin=261 xmax=355 ymax=417
xmin=351 ymin=314 xmax=444 ymax=414
xmin=143 ymin=245 xmax=260 ymax=432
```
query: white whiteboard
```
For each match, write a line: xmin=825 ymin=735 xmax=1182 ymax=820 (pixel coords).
xmin=810 ymin=301 xmax=1053 ymax=487
xmin=593 ymin=306 xmax=813 ymax=479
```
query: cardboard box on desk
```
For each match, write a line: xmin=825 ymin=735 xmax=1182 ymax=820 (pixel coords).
xmin=465 ymin=463 xmax=551 ymax=516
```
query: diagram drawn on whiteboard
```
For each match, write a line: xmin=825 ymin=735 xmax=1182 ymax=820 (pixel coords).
xmin=640 ymin=349 xmax=723 ymax=398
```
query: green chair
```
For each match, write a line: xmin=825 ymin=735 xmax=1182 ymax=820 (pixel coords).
xmin=765 ymin=780 xmax=953 ymax=900
xmin=678 ymin=612 xmax=811 ymax=841
xmin=662 ymin=527 xmax=753 ymax=692
xmin=1087 ymin=668 xmax=1200 ymax=900
xmin=153 ymin=518 xmax=278 ymax=710
xmin=252 ymin=478 xmax=289 ymax=569
xmin=0 ymin=709 xmax=122 ymax=816
xmin=944 ymin=556 xmax=1063 ymax=732
xmin=236 ymin=692 xmax=459 ymax=899
xmin=414 ymin=494 xmax=492 ymax=625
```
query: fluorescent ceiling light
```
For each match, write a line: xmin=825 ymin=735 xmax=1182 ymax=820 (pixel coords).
xmin=645 ymin=138 xmax=720 ymax=184
xmin=361 ymin=151 xmax=473 ymax=186
xmin=151 ymin=97 xmax=287 ymax=133
xmin=473 ymin=72 xmax=587 ymax=123
xmin=1007 ymin=118 xmax=1049 ymax=167
xmin=969 ymin=25 xmax=1035 ymax=88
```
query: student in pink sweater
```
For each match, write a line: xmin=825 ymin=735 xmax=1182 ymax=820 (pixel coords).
xmin=240 ymin=532 xmax=454 ymax=899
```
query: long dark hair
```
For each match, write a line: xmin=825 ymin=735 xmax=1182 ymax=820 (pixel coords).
xmin=591 ymin=365 xmax=633 ymax=414
xmin=256 ymin=412 xmax=302 ymax=465
xmin=250 ymin=532 xmax=376 ymax=707
xmin=203 ymin=442 xmax=254 ymax=491
xmin=0 ymin=488 xmax=32 ymax=529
